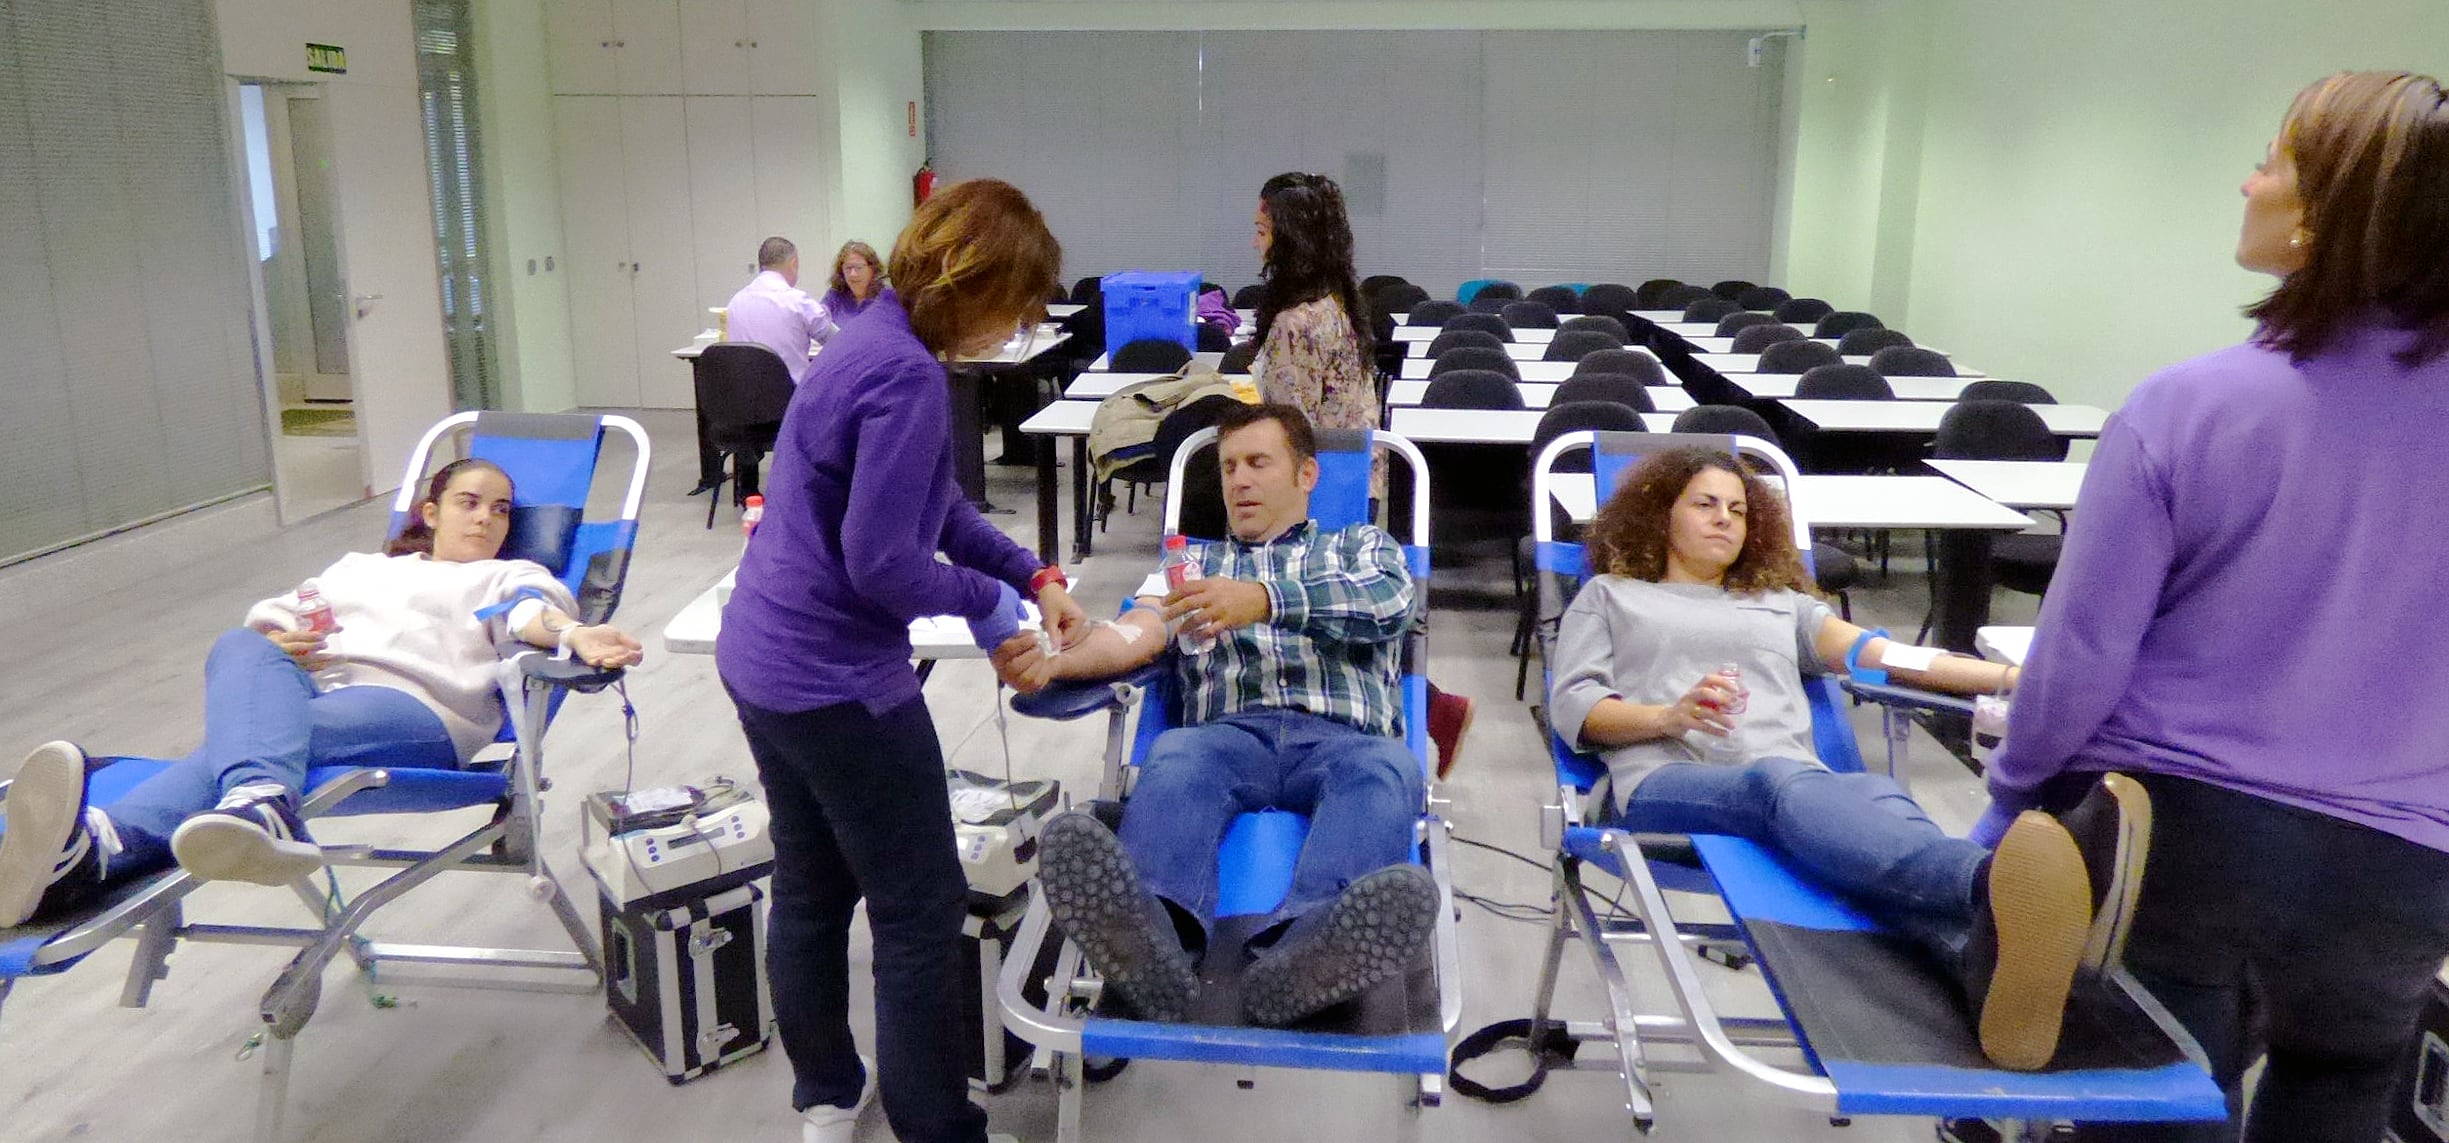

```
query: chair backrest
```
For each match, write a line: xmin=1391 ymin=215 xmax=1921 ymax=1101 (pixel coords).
xmin=1572 ymin=348 xmax=1666 ymax=385
xmin=1531 ymin=401 xmax=1648 ymax=473
xmin=1657 ymin=283 xmax=1715 ymax=309
xmin=1729 ymin=323 xmax=1806 ymax=355
xmin=1683 ymin=297 xmax=1743 ymax=323
xmin=1756 ymin=338 xmax=1842 ymax=375
xmin=1373 ymin=282 xmax=1430 ymax=314
xmin=1361 ymin=274 xmax=1410 ymax=295
xmin=695 ymin=344 xmax=795 ymax=435
xmin=1558 ymin=315 xmax=1631 ymax=342
xmin=1113 ymin=338 xmax=1194 ymax=373
xmin=1868 ymin=345 xmax=1957 ymax=377
xmin=1501 ymin=300 xmax=1560 ymax=329
xmin=1553 ymin=373 xmax=1656 ymax=412
xmin=1544 ymin=329 xmax=1626 ymax=362
xmin=1426 ymin=328 xmax=1506 ymax=358
xmin=1582 ymin=282 xmax=1642 ymax=314
xmin=1959 ymin=379 xmax=2056 ymax=404
xmin=1071 ymin=275 xmax=1104 ymax=304
xmin=1527 ymin=285 xmax=1581 ymax=313
xmin=1430 ymin=347 xmax=1521 ymax=380
xmin=1422 ymin=368 xmax=1525 ymax=410
xmin=1814 ymin=311 xmax=1885 ymax=338
xmin=1710 ymin=279 xmax=1758 ymax=300
xmin=1441 ymin=312 xmax=1514 ymax=342
xmin=1715 ymin=311 xmax=1779 ymax=337
xmin=1630 ymin=279 xmax=1684 ymax=309
xmin=1219 ymin=342 xmax=1260 ymax=374
xmin=1735 ymin=285 xmax=1791 ymax=310
xmin=1794 ymin=363 xmax=1894 ymax=400
xmin=1406 ymin=299 xmax=1466 ymax=326
xmin=1836 ymin=327 xmax=1914 ymax=356
xmin=1936 ymin=399 xmax=2068 ymax=462
xmin=1468 ymin=296 xmax=1514 ymax=315
xmin=1195 ymin=323 xmax=1234 ymax=353
xmin=1773 ymin=297 xmax=1835 ymax=324
xmin=1232 ymin=283 xmax=1268 ymax=309
xmin=1459 ymin=279 xmax=1521 ymax=303
xmin=1533 ymin=430 xmax=1805 ymax=547
xmin=389 ymin=412 xmax=649 ymax=625
xmin=1670 ymin=403 xmax=1778 ymax=444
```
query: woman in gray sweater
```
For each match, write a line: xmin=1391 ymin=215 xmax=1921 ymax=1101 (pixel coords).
xmin=1548 ymin=445 xmax=2120 ymax=1072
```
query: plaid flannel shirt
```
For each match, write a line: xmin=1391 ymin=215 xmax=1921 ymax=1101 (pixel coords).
xmin=1136 ymin=520 xmax=1417 ymax=738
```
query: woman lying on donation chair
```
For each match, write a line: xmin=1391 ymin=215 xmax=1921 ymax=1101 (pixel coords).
xmin=0 ymin=458 xmax=644 ymax=928
xmin=1546 ymin=445 xmax=2147 ymax=1072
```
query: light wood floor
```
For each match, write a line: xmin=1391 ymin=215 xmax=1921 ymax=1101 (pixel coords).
xmin=0 ymin=409 xmax=2032 ymax=1142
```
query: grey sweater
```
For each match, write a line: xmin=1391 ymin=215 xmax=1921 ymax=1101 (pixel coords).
xmin=1548 ymin=576 xmax=1833 ymax=807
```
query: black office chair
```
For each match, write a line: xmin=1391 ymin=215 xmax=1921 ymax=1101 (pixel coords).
xmin=1711 ymin=279 xmax=1758 ymax=300
xmin=1468 ymin=296 xmax=1515 ymax=315
xmin=1361 ymin=274 xmax=1411 ymax=296
xmin=1501 ymin=300 xmax=1560 ymax=329
xmin=1046 ymin=285 xmax=1070 ymax=305
xmin=695 ymin=344 xmax=795 ymax=528
xmin=1932 ymin=399 xmax=2067 ymax=604
xmin=1527 ymin=285 xmax=1581 ymax=313
xmin=1683 ymin=297 xmax=1744 ymax=323
xmin=1102 ymin=393 xmax=1244 ymax=532
xmin=1195 ymin=323 xmax=1234 ymax=353
xmin=1426 ymin=328 xmax=1506 ymax=358
xmin=1730 ymin=324 xmax=1807 ymax=354
xmin=1373 ymin=282 xmax=1431 ymax=314
xmin=1232 ymin=283 xmax=1268 ymax=309
xmin=1553 ymin=372 xmax=1656 ymax=412
xmin=1631 ymin=279 xmax=1684 ymax=309
xmin=1716 ymin=311 xmax=1780 ymax=337
xmin=1668 ymin=403 xmax=1863 ymax=618
xmin=1070 ymin=276 xmax=1105 ymax=304
xmin=1736 ymin=286 xmax=1792 ymax=310
xmin=1572 ymin=348 xmax=1667 ymax=386
xmin=1369 ymin=306 xmax=1403 ymax=387
xmin=1774 ymin=297 xmax=1836 ymax=325
xmin=1559 ymin=315 xmax=1631 ymax=342
xmin=1837 ymin=327 xmax=1915 ymax=356
xmin=1407 ymin=299 xmax=1467 ymax=327
xmin=1583 ymin=283 xmax=1642 ymax=315
xmin=1469 ymin=280 xmax=1523 ymax=302
xmin=1443 ymin=312 xmax=1515 ymax=342
xmin=1756 ymin=338 xmax=1842 ymax=375
xmin=1815 ymin=311 xmax=1885 ymax=339
xmin=1869 ymin=345 xmax=1957 ymax=377
xmin=1112 ymin=338 xmax=1193 ymax=374
xmin=1658 ymin=284 xmax=1716 ymax=309
xmin=1959 ymin=379 xmax=2056 ymax=404
xmin=1544 ymin=329 xmax=1626 ymax=363
xmin=1430 ymin=346 xmax=1520 ymax=381
xmin=1794 ymin=363 xmax=1895 ymax=400
xmin=1513 ymin=399 xmax=1651 ymax=696
xmin=1220 ymin=342 xmax=1260 ymax=375
xmin=1422 ymin=369 xmax=1525 ymax=410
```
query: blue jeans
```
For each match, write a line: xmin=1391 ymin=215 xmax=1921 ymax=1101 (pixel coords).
xmin=96 ymin=629 xmax=456 ymax=878
xmin=1122 ymin=709 xmax=1425 ymax=942
xmin=1614 ymin=757 xmax=1986 ymax=959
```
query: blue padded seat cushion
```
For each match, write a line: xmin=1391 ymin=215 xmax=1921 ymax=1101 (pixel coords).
xmin=1214 ymin=810 xmax=1309 ymax=918
xmin=1081 ymin=1015 xmax=1448 ymax=1075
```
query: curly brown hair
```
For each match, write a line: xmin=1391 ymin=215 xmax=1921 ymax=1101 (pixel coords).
xmin=1253 ymin=172 xmax=1373 ymax=362
xmin=1585 ymin=447 xmax=1813 ymax=596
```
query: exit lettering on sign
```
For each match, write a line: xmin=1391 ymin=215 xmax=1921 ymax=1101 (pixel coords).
xmin=306 ymin=43 xmax=347 ymax=74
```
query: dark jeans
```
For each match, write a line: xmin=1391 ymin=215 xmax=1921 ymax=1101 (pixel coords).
xmin=729 ymin=690 xmax=990 ymax=1143
xmin=2073 ymin=772 xmax=2449 ymax=1143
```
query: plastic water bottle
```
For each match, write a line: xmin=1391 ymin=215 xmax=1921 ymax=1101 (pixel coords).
xmin=295 ymin=584 xmax=343 ymax=690
xmin=1702 ymin=663 xmax=1749 ymax=761
xmin=740 ymin=495 xmax=765 ymax=557
xmin=1161 ymin=535 xmax=1214 ymax=654
xmin=1717 ymin=664 xmax=1750 ymax=717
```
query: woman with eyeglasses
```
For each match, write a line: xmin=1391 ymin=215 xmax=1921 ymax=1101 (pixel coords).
xmin=718 ymin=178 xmax=1089 ymax=1143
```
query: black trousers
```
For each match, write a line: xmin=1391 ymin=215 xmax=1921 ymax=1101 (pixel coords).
xmin=729 ymin=689 xmax=990 ymax=1143
xmin=2076 ymin=772 xmax=2449 ymax=1142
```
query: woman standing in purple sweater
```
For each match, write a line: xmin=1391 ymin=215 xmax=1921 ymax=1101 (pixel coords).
xmin=718 ymin=179 xmax=1087 ymax=1143
xmin=1980 ymin=72 xmax=2449 ymax=1142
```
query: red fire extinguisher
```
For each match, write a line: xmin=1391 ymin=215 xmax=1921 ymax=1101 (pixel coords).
xmin=913 ymin=162 xmax=937 ymax=206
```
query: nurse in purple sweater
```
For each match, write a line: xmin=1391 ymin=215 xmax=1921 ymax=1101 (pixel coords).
xmin=1979 ymin=72 xmax=2449 ymax=1143
xmin=718 ymin=179 xmax=1087 ymax=1143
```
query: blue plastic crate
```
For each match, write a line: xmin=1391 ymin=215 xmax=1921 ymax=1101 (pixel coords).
xmin=1103 ymin=271 xmax=1202 ymax=355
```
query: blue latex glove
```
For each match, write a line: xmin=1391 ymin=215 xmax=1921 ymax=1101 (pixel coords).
xmin=967 ymin=582 xmax=1027 ymax=652
xmin=1967 ymin=802 xmax=2021 ymax=849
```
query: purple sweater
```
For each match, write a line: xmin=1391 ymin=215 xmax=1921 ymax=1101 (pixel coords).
xmin=717 ymin=295 xmax=1039 ymax=715
xmin=1990 ymin=322 xmax=2449 ymax=853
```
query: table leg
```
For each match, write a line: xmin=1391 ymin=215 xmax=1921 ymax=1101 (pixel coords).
xmin=948 ymin=364 xmax=999 ymax=512
xmin=1069 ymin=435 xmax=1094 ymax=563
xmin=1034 ymin=434 xmax=1059 ymax=565
xmin=1927 ymin=529 xmax=1998 ymax=762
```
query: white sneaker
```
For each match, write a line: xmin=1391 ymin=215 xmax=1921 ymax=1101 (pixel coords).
xmin=170 ymin=783 xmax=322 ymax=886
xmin=799 ymin=1054 xmax=875 ymax=1143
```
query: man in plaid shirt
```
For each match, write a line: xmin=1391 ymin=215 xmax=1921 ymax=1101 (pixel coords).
xmin=988 ymin=402 xmax=1437 ymax=1027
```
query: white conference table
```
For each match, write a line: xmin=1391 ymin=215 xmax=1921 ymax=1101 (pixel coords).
xmin=1404 ymin=341 xmax=1577 ymax=362
xmin=661 ymin=571 xmax=1038 ymax=668
xmin=1730 ymin=375 xmax=1988 ymax=401
xmin=1385 ymin=381 xmax=1692 ymax=412
xmin=1675 ymin=335 xmax=1846 ymax=354
xmin=964 ymin=324 xmax=1071 ymax=365
xmin=669 ymin=342 xmax=816 ymax=361
xmin=1387 ymin=407 xmax=1676 ymax=443
xmin=1392 ymin=325 xmax=1557 ymax=345
xmin=1399 ymin=357 xmax=1659 ymax=382
xmin=1085 ymin=349 xmax=1227 ymax=372
xmin=1548 ymin=472 xmax=2037 ymax=530
xmin=1976 ymin=626 xmax=2033 ymax=666
xmin=1046 ymin=303 xmax=1083 ymax=319
xmin=1927 ymin=459 xmax=2088 ymax=510
xmin=1780 ymin=399 xmax=2107 ymax=437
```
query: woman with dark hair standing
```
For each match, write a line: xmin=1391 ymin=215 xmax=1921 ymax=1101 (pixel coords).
xmin=717 ymin=178 xmax=1088 ymax=1143
xmin=1247 ymin=172 xmax=1479 ymax=773
xmin=1983 ymin=72 xmax=2449 ymax=1142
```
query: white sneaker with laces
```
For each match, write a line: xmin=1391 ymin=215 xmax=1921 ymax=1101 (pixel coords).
xmin=0 ymin=742 xmax=117 ymax=927
xmin=170 ymin=782 xmax=322 ymax=886
xmin=799 ymin=1054 xmax=875 ymax=1143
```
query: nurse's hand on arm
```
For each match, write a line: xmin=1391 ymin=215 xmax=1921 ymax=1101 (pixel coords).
xmin=1035 ymin=581 xmax=1091 ymax=649
xmin=989 ymin=602 xmax=1166 ymax=694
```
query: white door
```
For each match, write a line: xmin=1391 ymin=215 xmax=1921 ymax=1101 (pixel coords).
xmin=611 ymin=0 xmax=685 ymax=95
xmin=685 ymin=96 xmax=761 ymax=315
xmin=545 ymin=0 xmax=618 ymax=95
xmin=751 ymin=96 xmax=829 ymax=256
xmin=324 ymin=82 xmax=454 ymax=497
xmin=745 ymin=0 xmax=821 ymax=96
xmin=620 ymin=96 xmax=702 ymax=408
xmin=678 ymin=0 xmax=751 ymax=96
xmin=555 ymin=95 xmax=639 ymax=407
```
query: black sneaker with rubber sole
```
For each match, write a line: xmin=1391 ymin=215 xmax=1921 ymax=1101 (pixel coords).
xmin=1036 ymin=811 xmax=1199 ymax=1023
xmin=1243 ymin=864 xmax=1439 ymax=1028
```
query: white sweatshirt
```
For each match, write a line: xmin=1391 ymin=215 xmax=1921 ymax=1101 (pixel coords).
xmin=246 ymin=552 xmax=578 ymax=763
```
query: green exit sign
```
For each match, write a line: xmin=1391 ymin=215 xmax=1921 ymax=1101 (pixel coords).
xmin=306 ymin=43 xmax=347 ymax=74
